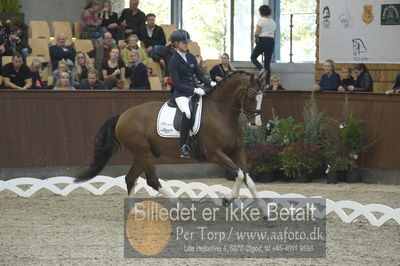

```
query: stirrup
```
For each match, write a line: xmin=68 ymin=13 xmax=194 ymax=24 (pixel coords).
xmin=180 ymin=144 xmax=191 ymax=158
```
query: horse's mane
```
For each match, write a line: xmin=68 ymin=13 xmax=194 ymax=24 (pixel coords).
xmin=214 ymin=70 xmax=253 ymax=89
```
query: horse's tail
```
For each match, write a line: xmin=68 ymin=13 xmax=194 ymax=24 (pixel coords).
xmin=75 ymin=114 xmax=121 ymax=183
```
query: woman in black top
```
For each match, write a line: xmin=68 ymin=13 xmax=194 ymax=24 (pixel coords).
xmin=8 ymin=18 xmax=30 ymax=63
xmin=338 ymin=67 xmax=355 ymax=92
xmin=102 ymin=47 xmax=126 ymax=89
xmin=99 ymin=1 xmax=120 ymax=40
xmin=265 ymin=75 xmax=285 ymax=90
xmin=125 ymin=49 xmax=150 ymax=90
xmin=209 ymin=53 xmax=235 ymax=82
xmin=348 ymin=63 xmax=373 ymax=92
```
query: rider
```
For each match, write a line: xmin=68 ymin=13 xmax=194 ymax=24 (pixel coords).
xmin=168 ymin=30 xmax=216 ymax=158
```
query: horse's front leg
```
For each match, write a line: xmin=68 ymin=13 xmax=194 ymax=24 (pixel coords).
xmin=209 ymin=149 xmax=246 ymax=206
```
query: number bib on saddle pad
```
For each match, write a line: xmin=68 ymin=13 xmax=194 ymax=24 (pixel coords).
xmin=157 ymin=96 xmax=203 ymax=138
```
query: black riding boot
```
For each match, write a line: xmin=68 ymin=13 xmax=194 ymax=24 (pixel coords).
xmin=180 ymin=113 xmax=191 ymax=158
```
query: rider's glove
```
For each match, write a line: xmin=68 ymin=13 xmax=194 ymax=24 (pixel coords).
xmin=210 ymin=81 xmax=217 ymax=87
xmin=194 ymin=88 xmax=205 ymax=96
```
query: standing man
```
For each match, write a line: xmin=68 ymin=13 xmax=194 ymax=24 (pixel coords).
xmin=118 ymin=0 xmax=146 ymax=39
xmin=49 ymin=33 xmax=76 ymax=69
xmin=1 ymin=53 xmax=32 ymax=90
xmin=88 ymin=31 xmax=115 ymax=72
xmin=140 ymin=13 xmax=166 ymax=57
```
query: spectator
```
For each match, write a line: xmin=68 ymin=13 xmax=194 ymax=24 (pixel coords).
xmin=347 ymin=63 xmax=373 ymax=92
xmin=118 ymin=0 xmax=146 ymax=39
xmin=385 ymin=72 xmax=400 ymax=95
xmin=1 ymin=53 xmax=32 ymax=90
xmin=102 ymin=47 xmax=126 ymax=89
xmin=209 ymin=53 xmax=236 ymax=82
xmin=314 ymin=59 xmax=340 ymax=91
xmin=139 ymin=13 xmax=166 ymax=57
xmin=120 ymin=34 xmax=148 ymax=66
xmin=195 ymin=54 xmax=209 ymax=78
xmin=8 ymin=18 xmax=30 ymax=62
xmin=0 ymin=40 xmax=13 ymax=75
xmin=72 ymin=52 xmax=93 ymax=87
xmin=99 ymin=1 xmax=120 ymax=40
xmin=53 ymin=60 xmax=74 ymax=87
xmin=29 ymin=58 xmax=45 ymax=89
xmin=49 ymin=33 xmax=76 ymax=69
xmin=78 ymin=68 xmax=107 ymax=90
xmin=265 ymin=75 xmax=285 ymax=91
xmin=53 ymin=72 xmax=75 ymax=90
xmin=152 ymin=43 xmax=175 ymax=76
xmin=80 ymin=1 xmax=107 ymax=39
xmin=125 ymin=49 xmax=149 ymax=90
xmin=251 ymin=4 xmax=276 ymax=84
xmin=88 ymin=31 xmax=115 ymax=71
xmin=338 ymin=67 xmax=355 ymax=92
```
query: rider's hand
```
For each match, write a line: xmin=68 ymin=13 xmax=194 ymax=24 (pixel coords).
xmin=194 ymin=88 xmax=205 ymax=96
xmin=210 ymin=81 xmax=217 ymax=87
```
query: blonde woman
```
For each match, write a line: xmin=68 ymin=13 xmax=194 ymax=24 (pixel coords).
xmin=72 ymin=52 xmax=93 ymax=87
xmin=265 ymin=75 xmax=285 ymax=91
xmin=121 ymin=34 xmax=148 ymax=66
xmin=314 ymin=59 xmax=340 ymax=91
xmin=29 ymin=58 xmax=44 ymax=89
xmin=53 ymin=72 xmax=76 ymax=90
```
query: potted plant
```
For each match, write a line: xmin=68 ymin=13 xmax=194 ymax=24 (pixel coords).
xmin=246 ymin=143 xmax=282 ymax=182
xmin=266 ymin=116 xmax=303 ymax=147
xmin=341 ymin=119 xmax=364 ymax=182
xmin=280 ymin=141 xmax=323 ymax=183
xmin=0 ymin=0 xmax=24 ymax=24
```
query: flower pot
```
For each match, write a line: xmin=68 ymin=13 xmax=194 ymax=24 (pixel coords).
xmin=258 ymin=171 xmax=276 ymax=183
xmin=337 ymin=170 xmax=346 ymax=182
xmin=326 ymin=172 xmax=338 ymax=184
xmin=293 ymin=173 xmax=312 ymax=183
xmin=345 ymin=169 xmax=362 ymax=183
xmin=312 ymin=167 xmax=327 ymax=180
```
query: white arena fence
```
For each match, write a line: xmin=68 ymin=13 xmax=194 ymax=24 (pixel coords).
xmin=1 ymin=176 xmax=399 ymax=227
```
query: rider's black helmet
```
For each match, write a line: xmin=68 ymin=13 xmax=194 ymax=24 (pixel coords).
xmin=170 ymin=29 xmax=191 ymax=43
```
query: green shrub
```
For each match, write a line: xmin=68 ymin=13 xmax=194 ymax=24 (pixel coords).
xmin=302 ymin=93 xmax=325 ymax=146
xmin=266 ymin=116 xmax=303 ymax=146
xmin=240 ymin=115 xmax=269 ymax=149
xmin=0 ymin=0 xmax=21 ymax=12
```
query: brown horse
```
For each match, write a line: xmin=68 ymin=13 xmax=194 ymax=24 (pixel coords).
xmin=75 ymin=71 xmax=267 ymax=209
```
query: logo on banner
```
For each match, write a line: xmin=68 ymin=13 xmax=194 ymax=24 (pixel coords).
xmin=352 ymin=38 xmax=368 ymax=61
xmin=322 ymin=6 xmax=331 ymax=28
xmin=381 ymin=4 xmax=400 ymax=25
xmin=338 ymin=6 xmax=353 ymax=28
xmin=362 ymin=5 xmax=374 ymax=24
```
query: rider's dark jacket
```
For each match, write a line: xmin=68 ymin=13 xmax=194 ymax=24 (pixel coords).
xmin=168 ymin=50 xmax=211 ymax=98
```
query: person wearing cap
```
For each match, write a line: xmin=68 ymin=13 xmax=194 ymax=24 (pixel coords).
xmin=168 ymin=29 xmax=216 ymax=158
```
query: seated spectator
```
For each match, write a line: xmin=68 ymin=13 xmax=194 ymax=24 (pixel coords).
xmin=1 ymin=53 xmax=31 ymax=90
xmin=338 ymin=67 xmax=355 ymax=92
xmin=29 ymin=58 xmax=45 ymax=89
xmin=102 ymin=47 xmax=126 ymax=89
xmin=209 ymin=53 xmax=236 ymax=82
xmin=8 ymin=18 xmax=30 ymax=62
xmin=53 ymin=72 xmax=76 ymax=90
xmin=118 ymin=0 xmax=146 ymax=39
xmin=385 ymin=72 xmax=400 ymax=95
xmin=152 ymin=43 xmax=175 ymax=76
xmin=139 ymin=13 xmax=166 ymax=57
xmin=265 ymin=75 xmax=285 ymax=91
xmin=0 ymin=40 xmax=13 ymax=75
xmin=88 ymin=31 xmax=115 ymax=71
xmin=196 ymin=54 xmax=209 ymax=78
xmin=53 ymin=60 xmax=74 ymax=86
xmin=80 ymin=1 xmax=108 ymax=39
xmin=125 ymin=49 xmax=150 ymax=90
xmin=50 ymin=33 xmax=76 ymax=69
xmin=72 ymin=52 xmax=93 ymax=87
xmin=347 ymin=63 xmax=373 ymax=92
xmin=121 ymin=34 xmax=148 ymax=66
xmin=78 ymin=68 xmax=107 ymax=90
xmin=314 ymin=59 xmax=340 ymax=91
xmin=99 ymin=1 xmax=120 ymax=40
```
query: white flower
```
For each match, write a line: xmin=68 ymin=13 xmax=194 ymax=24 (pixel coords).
xmin=353 ymin=153 xmax=359 ymax=160
xmin=325 ymin=164 xmax=331 ymax=174
xmin=339 ymin=122 xmax=346 ymax=129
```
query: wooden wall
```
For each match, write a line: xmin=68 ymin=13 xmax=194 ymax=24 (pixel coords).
xmin=315 ymin=0 xmax=400 ymax=93
xmin=0 ymin=90 xmax=399 ymax=170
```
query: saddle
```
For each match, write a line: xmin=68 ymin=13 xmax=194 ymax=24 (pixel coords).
xmin=167 ymin=94 xmax=200 ymax=131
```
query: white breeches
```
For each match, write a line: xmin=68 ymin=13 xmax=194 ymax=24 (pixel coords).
xmin=175 ymin=96 xmax=192 ymax=119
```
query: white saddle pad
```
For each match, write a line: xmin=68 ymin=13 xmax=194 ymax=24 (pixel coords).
xmin=157 ymin=97 xmax=203 ymax=138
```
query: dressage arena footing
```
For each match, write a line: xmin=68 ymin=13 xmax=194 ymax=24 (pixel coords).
xmin=0 ymin=177 xmax=399 ymax=265
xmin=0 ymin=164 xmax=399 ymax=184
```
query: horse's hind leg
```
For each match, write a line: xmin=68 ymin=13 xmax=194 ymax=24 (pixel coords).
xmin=125 ymin=162 xmax=143 ymax=198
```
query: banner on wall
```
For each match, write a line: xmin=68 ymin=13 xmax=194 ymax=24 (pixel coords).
xmin=319 ymin=0 xmax=400 ymax=63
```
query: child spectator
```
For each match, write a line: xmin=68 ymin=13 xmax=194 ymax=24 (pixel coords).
xmin=338 ymin=67 xmax=355 ymax=92
xmin=265 ymin=75 xmax=285 ymax=91
xmin=314 ymin=59 xmax=340 ymax=91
